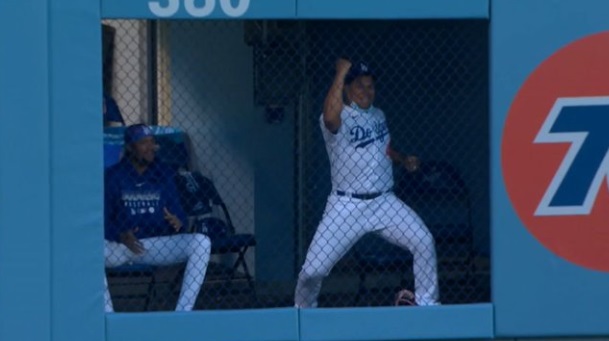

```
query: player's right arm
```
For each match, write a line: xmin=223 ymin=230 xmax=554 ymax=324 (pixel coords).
xmin=105 ymin=166 xmax=145 ymax=253
xmin=322 ymin=58 xmax=351 ymax=133
xmin=119 ymin=228 xmax=146 ymax=254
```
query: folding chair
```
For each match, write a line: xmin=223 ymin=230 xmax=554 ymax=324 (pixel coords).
xmin=402 ymin=161 xmax=477 ymax=287
xmin=353 ymin=160 xmax=476 ymax=305
xmin=352 ymin=234 xmax=413 ymax=306
xmin=175 ymin=170 xmax=257 ymax=295
xmin=105 ymin=264 xmax=158 ymax=311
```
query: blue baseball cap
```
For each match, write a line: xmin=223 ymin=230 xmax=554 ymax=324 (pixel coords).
xmin=345 ymin=61 xmax=375 ymax=85
xmin=124 ymin=124 xmax=154 ymax=145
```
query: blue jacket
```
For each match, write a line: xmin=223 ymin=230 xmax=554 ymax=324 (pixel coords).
xmin=104 ymin=158 xmax=187 ymax=242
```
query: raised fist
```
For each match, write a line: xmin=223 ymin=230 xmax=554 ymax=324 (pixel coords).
xmin=336 ymin=58 xmax=352 ymax=76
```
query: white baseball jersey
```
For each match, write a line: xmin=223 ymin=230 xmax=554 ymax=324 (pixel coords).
xmin=320 ymin=103 xmax=394 ymax=193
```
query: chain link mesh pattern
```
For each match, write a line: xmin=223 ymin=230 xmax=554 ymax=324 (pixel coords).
xmin=102 ymin=19 xmax=489 ymax=311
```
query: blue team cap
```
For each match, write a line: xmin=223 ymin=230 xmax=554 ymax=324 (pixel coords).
xmin=345 ymin=61 xmax=375 ymax=85
xmin=124 ymin=124 xmax=154 ymax=145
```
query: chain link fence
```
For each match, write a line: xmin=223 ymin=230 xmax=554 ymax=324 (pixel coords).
xmin=102 ymin=18 xmax=489 ymax=312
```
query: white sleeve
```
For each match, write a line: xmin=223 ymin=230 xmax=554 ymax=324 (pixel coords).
xmin=319 ymin=109 xmax=347 ymax=144
xmin=319 ymin=113 xmax=336 ymax=143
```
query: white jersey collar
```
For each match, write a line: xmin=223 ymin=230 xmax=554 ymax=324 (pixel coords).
xmin=349 ymin=102 xmax=375 ymax=114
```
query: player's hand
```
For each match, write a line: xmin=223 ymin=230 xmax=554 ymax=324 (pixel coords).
xmin=336 ymin=58 xmax=352 ymax=77
xmin=402 ymin=155 xmax=421 ymax=173
xmin=119 ymin=228 xmax=146 ymax=255
xmin=164 ymin=207 xmax=183 ymax=232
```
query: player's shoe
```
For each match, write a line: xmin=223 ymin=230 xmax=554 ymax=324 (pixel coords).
xmin=394 ymin=289 xmax=417 ymax=306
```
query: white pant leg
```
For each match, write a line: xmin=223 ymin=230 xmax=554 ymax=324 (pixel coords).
xmin=175 ymin=234 xmax=212 ymax=311
xmin=104 ymin=276 xmax=114 ymax=313
xmin=294 ymin=195 xmax=368 ymax=308
xmin=136 ymin=234 xmax=211 ymax=311
xmin=105 ymin=240 xmax=132 ymax=267
xmin=104 ymin=240 xmax=131 ymax=312
xmin=374 ymin=193 xmax=440 ymax=306
xmin=104 ymin=234 xmax=211 ymax=311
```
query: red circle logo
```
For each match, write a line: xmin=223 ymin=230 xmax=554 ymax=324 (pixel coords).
xmin=502 ymin=31 xmax=609 ymax=272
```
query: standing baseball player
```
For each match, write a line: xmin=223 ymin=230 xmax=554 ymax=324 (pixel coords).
xmin=294 ymin=58 xmax=440 ymax=307
xmin=104 ymin=124 xmax=211 ymax=312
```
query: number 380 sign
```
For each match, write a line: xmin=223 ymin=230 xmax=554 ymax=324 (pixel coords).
xmin=149 ymin=0 xmax=250 ymax=17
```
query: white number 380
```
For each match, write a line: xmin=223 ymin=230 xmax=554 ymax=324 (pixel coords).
xmin=149 ymin=0 xmax=251 ymax=18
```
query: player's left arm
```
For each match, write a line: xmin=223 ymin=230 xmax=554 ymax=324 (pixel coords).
xmin=387 ymin=144 xmax=420 ymax=173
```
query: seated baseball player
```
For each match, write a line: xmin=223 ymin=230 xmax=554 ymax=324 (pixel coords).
xmin=103 ymin=124 xmax=211 ymax=312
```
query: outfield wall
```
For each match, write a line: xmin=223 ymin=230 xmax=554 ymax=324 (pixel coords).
xmin=1 ymin=1 xmax=608 ymax=340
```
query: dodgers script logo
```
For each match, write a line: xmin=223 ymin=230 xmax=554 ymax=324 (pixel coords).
xmin=502 ymin=31 xmax=609 ymax=272
xmin=350 ymin=121 xmax=389 ymax=149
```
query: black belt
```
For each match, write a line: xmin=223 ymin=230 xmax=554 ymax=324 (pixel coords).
xmin=335 ymin=190 xmax=389 ymax=200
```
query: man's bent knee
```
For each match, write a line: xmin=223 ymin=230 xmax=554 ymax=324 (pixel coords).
xmin=191 ymin=233 xmax=211 ymax=252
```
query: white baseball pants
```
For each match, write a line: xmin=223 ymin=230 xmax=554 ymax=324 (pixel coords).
xmin=104 ymin=233 xmax=211 ymax=312
xmin=295 ymin=192 xmax=439 ymax=307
